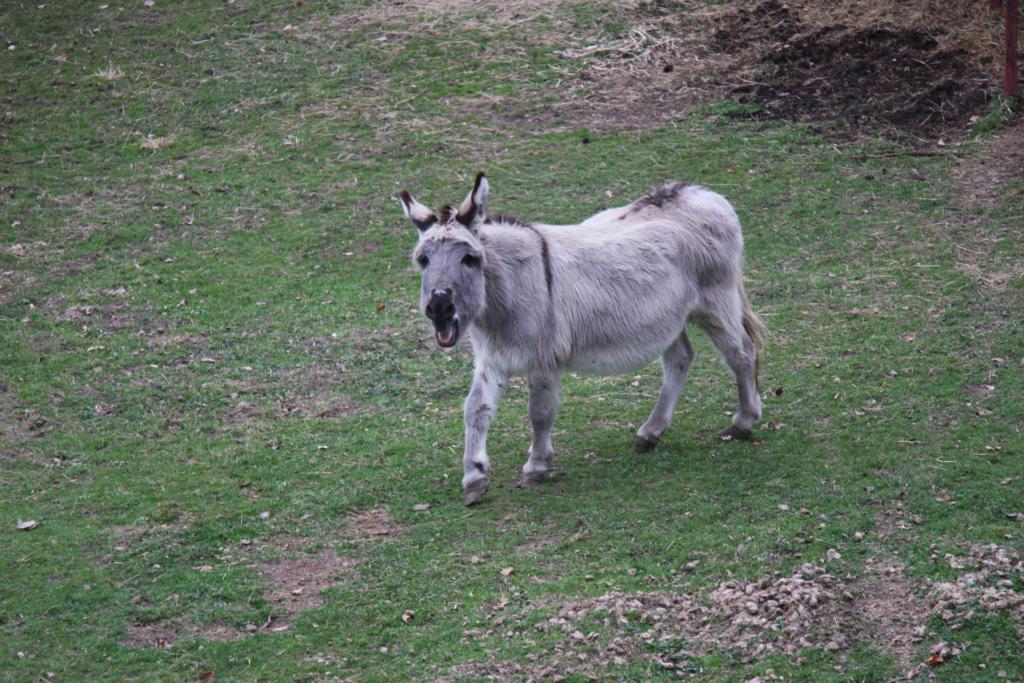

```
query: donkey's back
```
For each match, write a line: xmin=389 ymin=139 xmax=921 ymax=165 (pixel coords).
xmin=535 ymin=183 xmax=747 ymax=374
xmin=571 ymin=182 xmax=744 ymax=273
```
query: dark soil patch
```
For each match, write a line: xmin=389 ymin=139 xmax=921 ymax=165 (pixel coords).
xmin=712 ymin=0 xmax=798 ymax=51
xmin=737 ymin=27 xmax=993 ymax=139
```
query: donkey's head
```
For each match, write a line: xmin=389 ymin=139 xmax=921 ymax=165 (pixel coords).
xmin=399 ymin=172 xmax=489 ymax=348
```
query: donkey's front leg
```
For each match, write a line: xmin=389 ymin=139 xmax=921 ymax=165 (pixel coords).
xmin=516 ymin=372 xmax=561 ymax=489
xmin=462 ymin=364 xmax=507 ymax=505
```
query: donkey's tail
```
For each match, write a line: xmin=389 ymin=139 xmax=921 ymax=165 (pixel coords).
xmin=739 ymin=281 xmax=767 ymax=389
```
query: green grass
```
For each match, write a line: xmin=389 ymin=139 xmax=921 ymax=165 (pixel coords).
xmin=2 ymin=1 xmax=1022 ymax=681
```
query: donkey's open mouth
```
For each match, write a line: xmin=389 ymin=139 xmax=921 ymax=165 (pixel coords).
xmin=434 ymin=317 xmax=459 ymax=348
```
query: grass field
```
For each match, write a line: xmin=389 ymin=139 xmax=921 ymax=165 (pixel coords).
xmin=2 ymin=1 xmax=1022 ymax=681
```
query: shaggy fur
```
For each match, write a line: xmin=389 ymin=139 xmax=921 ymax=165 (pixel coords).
xmin=399 ymin=174 xmax=765 ymax=505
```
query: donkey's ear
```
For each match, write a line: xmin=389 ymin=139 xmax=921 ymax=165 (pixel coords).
xmin=398 ymin=190 xmax=437 ymax=233
xmin=456 ymin=172 xmax=488 ymax=232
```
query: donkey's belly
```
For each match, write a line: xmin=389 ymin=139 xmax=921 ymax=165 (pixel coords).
xmin=566 ymin=342 xmax=667 ymax=375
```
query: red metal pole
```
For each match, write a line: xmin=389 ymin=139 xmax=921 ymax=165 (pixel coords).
xmin=1008 ymin=0 xmax=1020 ymax=97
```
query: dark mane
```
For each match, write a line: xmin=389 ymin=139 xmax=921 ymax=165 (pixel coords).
xmin=484 ymin=213 xmax=525 ymax=227
xmin=618 ymin=181 xmax=691 ymax=219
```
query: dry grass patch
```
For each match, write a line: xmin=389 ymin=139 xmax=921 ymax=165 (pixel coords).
xmin=553 ymin=8 xmax=728 ymax=132
xmin=139 ymin=133 xmax=176 ymax=151
xmin=93 ymin=64 xmax=125 ymax=81
xmin=314 ymin=0 xmax=615 ymax=34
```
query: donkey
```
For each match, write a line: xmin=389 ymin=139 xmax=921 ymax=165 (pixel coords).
xmin=399 ymin=173 xmax=765 ymax=505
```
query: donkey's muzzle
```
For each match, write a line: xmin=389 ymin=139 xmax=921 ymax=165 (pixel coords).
xmin=426 ymin=289 xmax=454 ymax=322
xmin=426 ymin=288 xmax=459 ymax=348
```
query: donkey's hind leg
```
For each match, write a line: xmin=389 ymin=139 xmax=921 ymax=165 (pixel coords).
xmin=516 ymin=372 xmax=561 ymax=489
xmin=633 ymin=330 xmax=695 ymax=453
xmin=695 ymin=291 xmax=762 ymax=440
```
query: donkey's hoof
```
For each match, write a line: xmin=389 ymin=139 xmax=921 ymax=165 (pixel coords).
xmin=515 ymin=472 xmax=545 ymax=489
xmin=633 ymin=435 xmax=660 ymax=453
xmin=719 ymin=424 xmax=752 ymax=441
xmin=463 ymin=478 xmax=489 ymax=506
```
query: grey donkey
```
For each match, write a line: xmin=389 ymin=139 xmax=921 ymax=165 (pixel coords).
xmin=399 ymin=173 xmax=765 ymax=505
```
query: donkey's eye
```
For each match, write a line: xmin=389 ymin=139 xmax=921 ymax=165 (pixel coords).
xmin=416 ymin=255 xmax=429 ymax=268
xmin=462 ymin=254 xmax=480 ymax=268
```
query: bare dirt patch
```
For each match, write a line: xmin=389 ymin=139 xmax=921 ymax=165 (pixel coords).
xmin=0 ymin=386 xmax=50 ymax=461
xmin=219 ymin=393 xmax=360 ymax=425
xmin=304 ymin=0 xmax=1002 ymax=140
xmin=41 ymin=288 xmax=140 ymax=332
xmin=144 ymin=331 xmax=209 ymax=349
xmin=514 ymin=533 xmax=562 ymax=556
xmin=258 ymin=546 xmax=356 ymax=623
xmin=346 ymin=507 xmax=407 ymax=540
xmin=535 ymin=561 xmax=853 ymax=669
xmin=217 ymin=355 xmax=369 ymax=427
xmin=123 ymin=619 xmax=238 ymax=648
xmin=278 ymin=393 xmax=360 ymax=419
xmin=953 ymin=116 xmax=1024 ymax=213
xmin=123 ymin=535 xmax=358 ymax=647
xmin=944 ymin=116 xmax=1024 ymax=292
xmin=102 ymin=516 xmax=197 ymax=566
xmin=850 ymin=557 xmax=930 ymax=666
